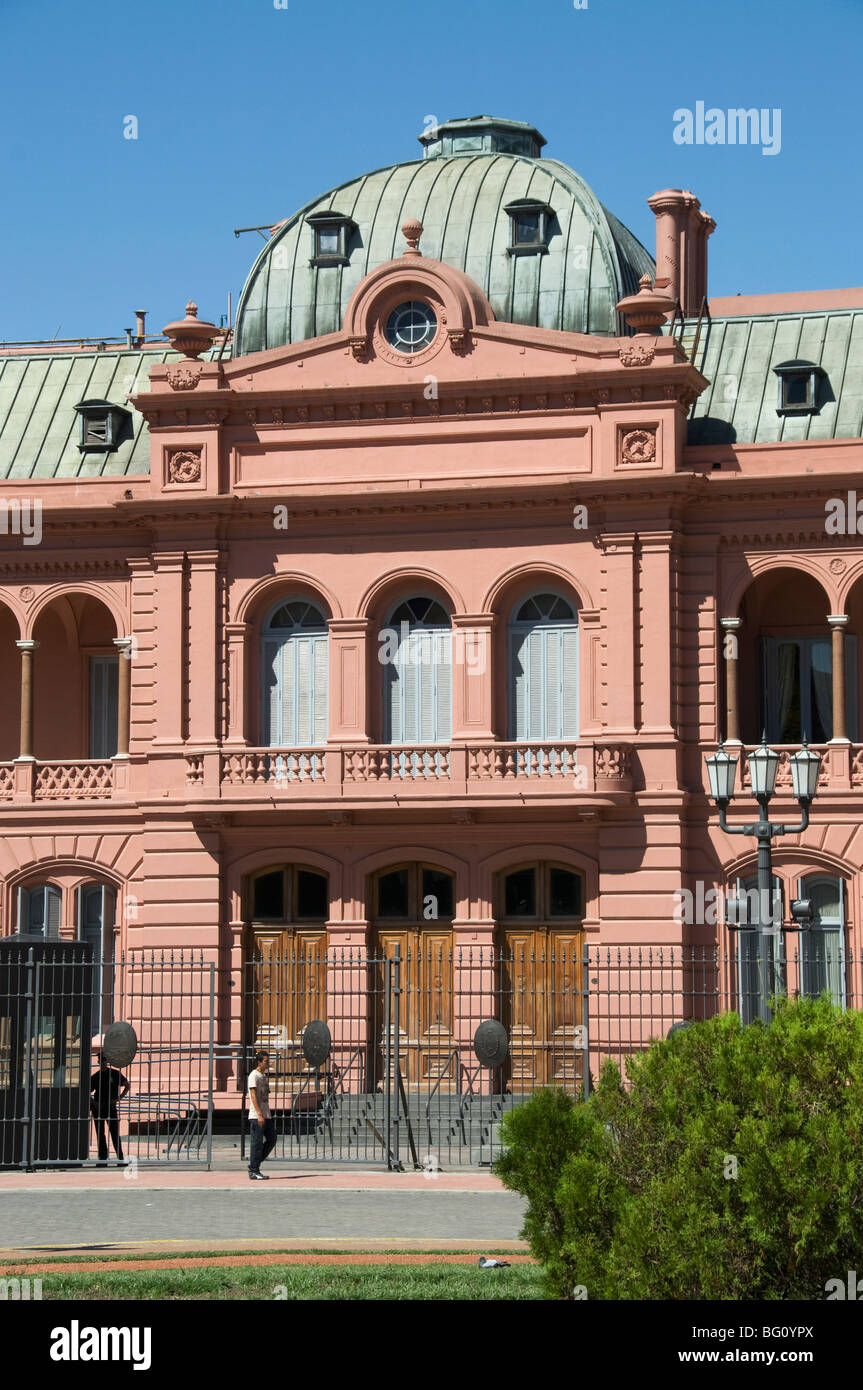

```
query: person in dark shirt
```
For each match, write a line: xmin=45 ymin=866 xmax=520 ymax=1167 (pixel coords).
xmin=89 ymin=1054 xmax=130 ymax=1162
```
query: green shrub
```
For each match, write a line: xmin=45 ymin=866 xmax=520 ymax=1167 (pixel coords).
xmin=495 ymin=997 xmax=863 ymax=1300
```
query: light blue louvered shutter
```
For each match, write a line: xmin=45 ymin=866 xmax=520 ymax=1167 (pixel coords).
xmin=560 ymin=626 xmax=579 ymax=738
xmin=402 ymin=636 xmax=418 ymax=743
xmin=512 ymin=627 xmax=545 ymax=740
xmin=435 ymin=628 xmax=452 ymax=742
xmin=296 ymin=637 xmax=312 ymax=744
xmin=312 ymin=635 xmax=328 ymax=744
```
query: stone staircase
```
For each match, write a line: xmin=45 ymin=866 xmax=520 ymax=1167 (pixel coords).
xmin=270 ymin=1089 xmax=533 ymax=1166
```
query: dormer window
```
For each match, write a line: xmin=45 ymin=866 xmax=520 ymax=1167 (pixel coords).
xmin=774 ymin=360 xmax=825 ymax=416
xmin=74 ymin=399 xmax=131 ymax=453
xmin=505 ymin=198 xmax=554 ymax=255
xmin=307 ymin=211 xmax=356 ymax=267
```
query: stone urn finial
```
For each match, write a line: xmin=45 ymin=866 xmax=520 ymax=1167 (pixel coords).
xmin=162 ymin=299 xmax=219 ymax=359
xmin=616 ymin=273 xmax=677 ymax=334
xmin=402 ymin=219 xmax=423 ymax=256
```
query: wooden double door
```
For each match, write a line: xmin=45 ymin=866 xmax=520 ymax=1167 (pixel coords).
xmin=371 ymin=926 xmax=455 ymax=1087
xmin=248 ymin=929 xmax=328 ymax=1098
xmin=497 ymin=926 xmax=585 ymax=1090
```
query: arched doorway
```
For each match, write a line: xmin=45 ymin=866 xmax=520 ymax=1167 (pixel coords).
xmin=369 ymin=864 xmax=455 ymax=1085
xmin=245 ymin=865 xmax=329 ymax=1098
xmin=496 ymin=862 xmax=585 ymax=1089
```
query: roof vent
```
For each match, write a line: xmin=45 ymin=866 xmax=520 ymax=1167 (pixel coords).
xmin=419 ymin=116 xmax=546 ymax=159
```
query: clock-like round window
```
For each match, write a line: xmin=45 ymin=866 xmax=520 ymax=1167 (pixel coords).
xmin=385 ymin=301 xmax=437 ymax=353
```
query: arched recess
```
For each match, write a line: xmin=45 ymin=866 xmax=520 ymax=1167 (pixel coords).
xmin=483 ymin=566 xmax=587 ymax=741
xmin=0 ymin=600 xmax=23 ymax=762
xmin=31 ymin=592 xmax=120 ymax=760
xmin=734 ymin=567 xmax=835 ymax=744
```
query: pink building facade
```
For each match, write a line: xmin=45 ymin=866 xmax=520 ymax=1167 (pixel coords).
xmin=2 ymin=117 xmax=862 ymax=1108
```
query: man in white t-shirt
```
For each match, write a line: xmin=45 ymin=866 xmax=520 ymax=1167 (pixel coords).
xmin=247 ymin=1050 xmax=276 ymax=1179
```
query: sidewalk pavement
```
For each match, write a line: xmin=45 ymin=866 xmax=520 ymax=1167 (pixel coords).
xmin=0 ymin=1166 xmax=506 ymax=1192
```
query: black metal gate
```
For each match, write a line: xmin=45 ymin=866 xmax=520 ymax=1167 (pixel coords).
xmin=0 ymin=948 xmax=215 ymax=1169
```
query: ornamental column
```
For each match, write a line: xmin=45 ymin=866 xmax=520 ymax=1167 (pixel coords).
xmin=16 ymin=639 xmax=38 ymax=760
xmin=113 ymin=637 xmax=133 ymax=757
xmin=828 ymin=615 xmax=849 ymax=742
xmin=719 ymin=617 xmax=742 ymax=744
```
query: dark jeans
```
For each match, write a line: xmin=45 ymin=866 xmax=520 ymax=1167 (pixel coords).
xmin=93 ymin=1112 xmax=123 ymax=1161
xmin=249 ymin=1117 xmax=276 ymax=1171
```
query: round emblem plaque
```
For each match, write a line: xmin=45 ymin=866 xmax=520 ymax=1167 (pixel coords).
xmin=473 ymin=1020 xmax=509 ymax=1069
xmin=301 ymin=1020 xmax=332 ymax=1067
xmin=101 ymin=1021 xmax=138 ymax=1067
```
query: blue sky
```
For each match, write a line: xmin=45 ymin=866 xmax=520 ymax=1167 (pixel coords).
xmin=1 ymin=0 xmax=861 ymax=342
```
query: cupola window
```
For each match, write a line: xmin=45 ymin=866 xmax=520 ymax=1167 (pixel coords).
xmin=74 ymin=399 xmax=132 ymax=453
xmin=773 ymin=360 xmax=825 ymax=416
xmin=504 ymin=199 xmax=554 ymax=255
xmin=306 ymin=211 xmax=356 ymax=267
xmin=385 ymin=301 xmax=438 ymax=354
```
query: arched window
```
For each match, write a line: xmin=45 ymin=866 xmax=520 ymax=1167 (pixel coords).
xmin=250 ymin=865 xmax=329 ymax=924
xmin=382 ymin=597 xmax=451 ymax=744
xmin=17 ymin=884 xmax=61 ymax=937
xmin=261 ymin=600 xmax=328 ymax=747
xmin=799 ymin=874 xmax=846 ymax=1007
xmin=509 ymin=592 xmax=578 ymax=741
xmin=732 ymin=875 xmax=785 ymax=1024
xmin=77 ymin=883 xmax=117 ymax=1033
xmin=373 ymin=864 xmax=455 ymax=922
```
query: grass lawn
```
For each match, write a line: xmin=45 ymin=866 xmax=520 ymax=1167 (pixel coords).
xmin=34 ymin=1262 xmax=543 ymax=1301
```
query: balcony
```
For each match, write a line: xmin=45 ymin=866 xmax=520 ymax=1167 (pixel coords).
xmin=0 ymin=759 xmax=130 ymax=804
xmin=184 ymin=741 xmax=636 ymax=802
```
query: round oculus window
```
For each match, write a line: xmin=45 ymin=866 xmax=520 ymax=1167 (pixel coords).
xmin=385 ymin=301 xmax=437 ymax=353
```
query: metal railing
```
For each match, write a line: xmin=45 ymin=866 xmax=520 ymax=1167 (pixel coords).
xmin=2 ymin=940 xmax=856 ymax=1168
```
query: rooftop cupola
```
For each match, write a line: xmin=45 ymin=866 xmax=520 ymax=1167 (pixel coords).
xmin=419 ymin=115 xmax=546 ymax=159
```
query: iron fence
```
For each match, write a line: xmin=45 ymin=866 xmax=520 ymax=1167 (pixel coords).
xmin=1 ymin=939 xmax=857 ymax=1168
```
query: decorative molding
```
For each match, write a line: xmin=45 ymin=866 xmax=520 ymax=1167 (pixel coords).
xmin=619 ymin=342 xmax=655 ymax=367
xmin=166 ymin=362 xmax=204 ymax=391
xmin=349 ymin=336 xmax=370 ymax=362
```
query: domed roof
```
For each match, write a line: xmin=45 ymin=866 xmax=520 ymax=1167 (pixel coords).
xmin=234 ymin=117 xmax=655 ymax=356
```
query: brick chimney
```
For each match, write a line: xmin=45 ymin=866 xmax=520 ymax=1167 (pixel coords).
xmin=647 ymin=190 xmax=715 ymax=317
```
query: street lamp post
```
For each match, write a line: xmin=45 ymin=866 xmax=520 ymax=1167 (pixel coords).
xmin=705 ymin=736 xmax=821 ymax=935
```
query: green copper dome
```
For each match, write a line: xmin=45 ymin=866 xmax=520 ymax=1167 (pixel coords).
xmin=234 ymin=117 xmax=655 ymax=356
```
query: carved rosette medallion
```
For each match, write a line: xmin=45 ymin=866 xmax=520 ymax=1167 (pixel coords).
xmin=167 ymin=449 xmax=203 ymax=484
xmin=621 ymin=427 xmax=657 ymax=466
xmin=830 ymin=558 xmax=847 ymax=575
